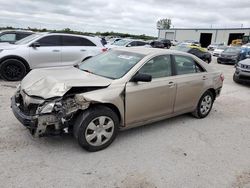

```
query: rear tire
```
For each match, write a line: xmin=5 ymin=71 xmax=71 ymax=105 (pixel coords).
xmin=192 ymin=90 xmax=214 ymax=119
xmin=0 ymin=59 xmax=27 ymax=81
xmin=73 ymin=106 xmax=119 ymax=152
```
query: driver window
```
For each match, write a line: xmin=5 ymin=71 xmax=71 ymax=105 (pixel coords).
xmin=139 ymin=55 xmax=172 ymax=78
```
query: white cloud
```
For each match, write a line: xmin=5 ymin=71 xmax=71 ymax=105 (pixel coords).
xmin=0 ymin=0 xmax=249 ymax=36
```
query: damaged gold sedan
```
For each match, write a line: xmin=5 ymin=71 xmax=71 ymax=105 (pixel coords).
xmin=11 ymin=48 xmax=224 ymax=151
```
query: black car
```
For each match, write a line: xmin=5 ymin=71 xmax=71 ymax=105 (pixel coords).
xmin=173 ymin=46 xmax=212 ymax=63
xmin=160 ymin=39 xmax=171 ymax=49
xmin=217 ymin=47 xmax=250 ymax=64
xmin=149 ymin=40 xmax=164 ymax=48
xmin=0 ymin=30 xmax=34 ymax=43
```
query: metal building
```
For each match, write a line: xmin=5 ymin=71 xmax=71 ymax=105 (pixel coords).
xmin=158 ymin=28 xmax=250 ymax=47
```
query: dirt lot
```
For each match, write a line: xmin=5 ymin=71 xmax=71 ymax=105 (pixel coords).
xmin=0 ymin=57 xmax=250 ymax=188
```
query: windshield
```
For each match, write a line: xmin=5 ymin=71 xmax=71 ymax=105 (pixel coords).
xmin=15 ymin=33 xmax=43 ymax=45
xmin=224 ymin=47 xmax=241 ymax=53
xmin=79 ymin=50 xmax=145 ymax=79
xmin=113 ymin=39 xmax=131 ymax=46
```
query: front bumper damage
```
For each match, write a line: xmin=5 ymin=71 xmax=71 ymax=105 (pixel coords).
xmin=11 ymin=96 xmax=61 ymax=137
xmin=11 ymin=87 xmax=91 ymax=137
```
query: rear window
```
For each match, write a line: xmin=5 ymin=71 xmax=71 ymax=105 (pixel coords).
xmin=62 ymin=36 xmax=96 ymax=46
xmin=174 ymin=55 xmax=204 ymax=75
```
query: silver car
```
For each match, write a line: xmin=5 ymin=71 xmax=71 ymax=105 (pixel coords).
xmin=0 ymin=33 xmax=106 ymax=81
xmin=234 ymin=58 xmax=250 ymax=84
xmin=11 ymin=48 xmax=224 ymax=151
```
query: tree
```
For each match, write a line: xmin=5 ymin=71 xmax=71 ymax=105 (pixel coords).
xmin=157 ymin=18 xmax=171 ymax=29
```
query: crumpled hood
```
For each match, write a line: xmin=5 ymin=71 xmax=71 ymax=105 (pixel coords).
xmin=21 ymin=67 xmax=112 ymax=99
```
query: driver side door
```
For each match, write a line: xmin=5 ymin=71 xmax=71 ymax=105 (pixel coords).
xmin=125 ymin=55 xmax=176 ymax=125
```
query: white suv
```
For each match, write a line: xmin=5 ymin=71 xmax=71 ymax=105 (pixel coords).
xmin=0 ymin=33 xmax=106 ymax=81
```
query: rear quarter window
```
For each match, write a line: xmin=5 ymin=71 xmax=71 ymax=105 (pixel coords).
xmin=62 ymin=36 xmax=96 ymax=46
xmin=174 ymin=55 xmax=205 ymax=75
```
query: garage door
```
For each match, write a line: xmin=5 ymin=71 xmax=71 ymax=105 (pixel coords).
xmin=165 ymin=32 xmax=174 ymax=40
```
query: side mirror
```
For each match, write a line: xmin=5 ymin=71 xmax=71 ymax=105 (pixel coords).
xmin=30 ymin=42 xmax=40 ymax=48
xmin=131 ymin=73 xmax=152 ymax=82
xmin=246 ymin=54 xmax=250 ymax=58
xmin=126 ymin=44 xmax=132 ymax=47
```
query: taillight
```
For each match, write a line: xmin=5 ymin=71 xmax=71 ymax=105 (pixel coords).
xmin=102 ymin=48 xmax=108 ymax=52
xmin=220 ymin=73 xmax=224 ymax=82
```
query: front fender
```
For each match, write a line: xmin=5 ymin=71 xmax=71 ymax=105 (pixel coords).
xmin=76 ymin=84 xmax=126 ymax=126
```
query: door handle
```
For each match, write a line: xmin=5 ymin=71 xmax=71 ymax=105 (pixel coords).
xmin=52 ymin=49 xmax=60 ymax=52
xmin=168 ymin=81 xmax=175 ymax=87
xmin=80 ymin=49 xmax=86 ymax=52
xmin=202 ymin=76 xmax=208 ymax=80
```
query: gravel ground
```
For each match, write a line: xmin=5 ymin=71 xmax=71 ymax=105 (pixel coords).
xmin=0 ymin=57 xmax=250 ymax=188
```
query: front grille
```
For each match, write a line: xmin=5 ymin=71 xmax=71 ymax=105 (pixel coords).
xmin=239 ymin=75 xmax=250 ymax=80
xmin=241 ymin=64 xmax=250 ymax=70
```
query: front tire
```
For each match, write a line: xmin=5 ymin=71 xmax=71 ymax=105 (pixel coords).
xmin=192 ymin=90 xmax=214 ymax=118
xmin=233 ymin=73 xmax=241 ymax=84
xmin=0 ymin=59 xmax=27 ymax=81
xmin=73 ymin=106 xmax=119 ymax=152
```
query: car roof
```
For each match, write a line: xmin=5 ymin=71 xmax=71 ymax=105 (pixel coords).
xmin=113 ymin=47 xmax=190 ymax=56
xmin=38 ymin=32 xmax=103 ymax=46
xmin=0 ymin=30 xmax=34 ymax=34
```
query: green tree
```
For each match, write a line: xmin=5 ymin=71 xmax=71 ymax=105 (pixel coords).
xmin=157 ymin=18 xmax=171 ymax=29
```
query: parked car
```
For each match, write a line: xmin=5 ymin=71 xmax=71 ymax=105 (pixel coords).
xmin=173 ymin=45 xmax=212 ymax=63
xmin=11 ymin=47 xmax=223 ymax=151
xmin=100 ymin=37 xmax=107 ymax=45
xmin=160 ymin=39 xmax=171 ymax=48
xmin=106 ymin=39 xmax=147 ymax=49
xmin=149 ymin=40 xmax=164 ymax=48
xmin=233 ymin=58 xmax=250 ymax=84
xmin=170 ymin=40 xmax=178 ymax=46
xmin=178 ymin=40 xmax=201 ymax=47
xmin=0 ymin=33 xmax=106 ymax=81
xmin=0 ymin=30 xmax=34 ymax=43
xmin=107 ymin=37 xmax=122 ymax=45
xmin=207 ymin=43 xmax=224 ymax=51
xmin=242 ymin=43 xmax=250 ymax=48
xmin=217 ymin=47 xmax=250 ymax=64
xmin=212 ymin=46 xmax=227 ymax=57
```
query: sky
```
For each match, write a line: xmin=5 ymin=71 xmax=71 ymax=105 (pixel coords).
xmin=0 ymin=0 xmax=250 ymax=36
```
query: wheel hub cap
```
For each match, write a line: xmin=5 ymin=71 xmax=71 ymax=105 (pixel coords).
xmin=200 ymin=95 xmax=212 ymax=115
xmin=85 ymin=116 xmax=114 ymax=146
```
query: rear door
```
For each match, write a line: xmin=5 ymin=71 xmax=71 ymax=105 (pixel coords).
xmin=61 ymin=36 xmax=98 ymax=66
xmin=172 ymin=55 xmax=207 ymax=113
xmin=125 ymin=55 xmax=176 ymax=125
xmin=28 ymin=35 xmax=62 ymax=68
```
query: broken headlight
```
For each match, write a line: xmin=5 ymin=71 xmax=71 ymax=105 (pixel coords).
xmin=40 ymin=102 xmax=55 ymax=114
